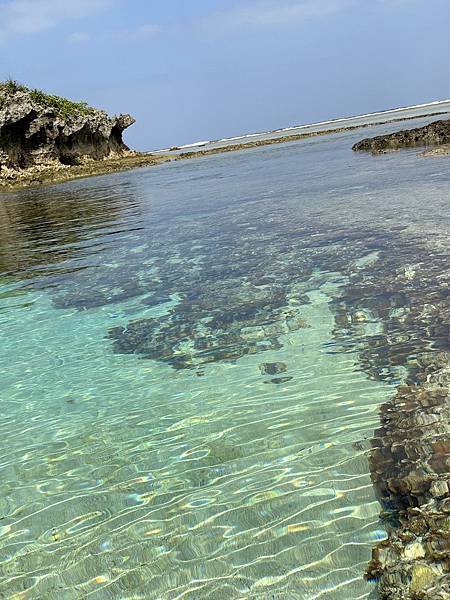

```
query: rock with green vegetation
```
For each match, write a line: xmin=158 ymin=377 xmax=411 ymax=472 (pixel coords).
xmin=0 ymin=79 xmax=136 ymax=172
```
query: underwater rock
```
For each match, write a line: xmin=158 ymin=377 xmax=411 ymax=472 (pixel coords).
xmin=107 ymin=305 xmax=288 ymax=370
xmin=207 ymin=440 xmax=245 ymax=463
xmin=70 ymin=214 xmax=443 ymax=381
xmin=331 ymin=240 xmax=450 ymax=383
xmin=265 ymin=376 xmax=293 ymax=385
xmin=321 ymin=224 xmax=450 ymax=597
xmin=259 ymin=362 xmax=288 ymax=375
xmin=107 ymin=293 xmax=310 ymax=370
xmin=365 ymin=353 xmax=450 ymax=598
xmin=52 ymin=265 xmax=155 ymax=310
xmin=104 ymin=229 xmax=318 ymax=370
xmin=353 ymin=118 xmax=450 ymax=154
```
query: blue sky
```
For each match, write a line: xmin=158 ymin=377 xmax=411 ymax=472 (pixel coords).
xmin=0 ymin=0 xmax=449 ymax=150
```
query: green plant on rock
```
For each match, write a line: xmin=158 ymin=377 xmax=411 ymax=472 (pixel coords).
xmin=0 ymin=79 xmax=96 ymax=120
xmin=0 ymin=78 xmax=27 ymax=94
xmin=29 ymin=89 xmax=95 ymax=119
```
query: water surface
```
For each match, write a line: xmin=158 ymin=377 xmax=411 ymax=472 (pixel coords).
xmin=0 ymin=115 xmax=449 ymax=599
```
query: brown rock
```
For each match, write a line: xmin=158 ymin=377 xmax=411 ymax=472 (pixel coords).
xmin=353 ymin=118 xmax=450 ymax=153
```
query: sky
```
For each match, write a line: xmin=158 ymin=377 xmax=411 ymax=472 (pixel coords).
xmin=0 ymin=0 xmax=449 ymax=150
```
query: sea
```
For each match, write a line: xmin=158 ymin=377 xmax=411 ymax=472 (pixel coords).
xmin=0 ymin=104 xmax=449 ymax=599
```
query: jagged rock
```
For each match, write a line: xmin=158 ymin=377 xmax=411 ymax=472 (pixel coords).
xmin=352 ymin=119 xmax=450 ymax=153
xmin=0 ymin=81 xmax=135 ymax=172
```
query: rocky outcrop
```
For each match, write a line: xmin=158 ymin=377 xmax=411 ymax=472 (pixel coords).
xmin=0 ymin=81 xmax=136 ymax=173
xmin=366 ymin=353 xmax=450 ymax=599
xmin=352 ymin=118 xmax=450 ymax=153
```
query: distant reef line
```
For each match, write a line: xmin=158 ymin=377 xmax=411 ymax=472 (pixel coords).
xmin=172 ymin=111 xmax=450 ymax=158
xmin=1 ymin=79 xmax=449 ymax=191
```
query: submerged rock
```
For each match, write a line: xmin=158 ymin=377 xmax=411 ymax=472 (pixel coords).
xmin=265 ymin=376 xmax=293 ymax=385
xmin=365 ymin=354 xmax=450 ymax=598
xmin=352 ymin=118 xmax=450 ymax=154
xmin=259 ymin=362 xmax=288 ymax=375
xmin=0 ymin=80 xmax=135 ymax=177
xmin=323 ymin=222 xmax=450 ymax=597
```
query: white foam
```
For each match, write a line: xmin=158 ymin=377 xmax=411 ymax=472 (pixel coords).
xmin=179 ymin=140 xmax=210 ymax=149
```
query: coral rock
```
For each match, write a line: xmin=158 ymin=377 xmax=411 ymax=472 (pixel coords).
xmin=0 ymin=81 xmax=135 ymax=172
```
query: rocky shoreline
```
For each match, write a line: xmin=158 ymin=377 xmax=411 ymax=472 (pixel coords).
xmin=0 ymin=153 xmax=172 ymax=190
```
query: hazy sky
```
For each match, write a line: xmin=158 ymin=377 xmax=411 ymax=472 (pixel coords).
xmin=0 ymin=0 xmax=449 ymax=150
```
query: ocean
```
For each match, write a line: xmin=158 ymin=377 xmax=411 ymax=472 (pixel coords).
xmin=0 ymin=110 xmax=449 ymax=598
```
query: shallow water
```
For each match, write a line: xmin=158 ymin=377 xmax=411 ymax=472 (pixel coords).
xmin=0 ymin=116 xmax=449 ymax=599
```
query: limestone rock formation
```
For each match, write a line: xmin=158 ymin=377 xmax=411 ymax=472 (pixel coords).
xmin=0 ymin=80 xmax=136 ymax=172
xmin=353 ymin=118 xmax=450 ymax=153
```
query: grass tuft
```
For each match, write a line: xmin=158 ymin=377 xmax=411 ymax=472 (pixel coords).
xmin=0 ymin=79 xmax=96 ymax=119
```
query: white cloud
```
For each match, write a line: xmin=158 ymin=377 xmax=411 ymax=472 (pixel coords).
xmin=0 ymin=0 xmax=112 ymax=36
xmin=66 ymin=31 xmax=90 ymax=44
xmin=199 ymin=0 xmax=356 ymax=32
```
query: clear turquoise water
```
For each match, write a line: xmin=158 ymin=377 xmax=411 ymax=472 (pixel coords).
xmin=0 ymin=117 xmax=449 ymax=599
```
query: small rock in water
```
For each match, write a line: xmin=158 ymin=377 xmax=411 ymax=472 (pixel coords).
xmin=402 ymin=541 xmax=425 ymax=560
xmin=409 ymin=564 xmax=437 ymax=594
xmin=259 ymin=362 xmax=288 ymax=375
xmin=265 ymin=376 xmax=293 ymax=385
